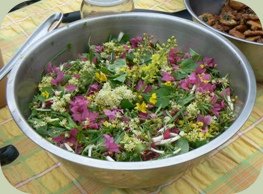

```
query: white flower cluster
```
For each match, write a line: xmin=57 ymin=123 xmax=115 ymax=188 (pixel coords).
xmin=51 ymin=93 xmax=71 ymax=113
xmin=94 ymin=82 xmax=135 ymax=109
xmin=186 ymin=102 xmax=200 ymax=117
xmin=68 ymin=77 xmax=79 ymax=86
xmin=120 ymin=133 xmax=142 ymax=152
xmin=79 ymin=61 xmax=95 ymax=73
xmin=38 ymin=76 xmax=52 ymax=89
xmin=31 ymin=120 xmax=46 ymax=128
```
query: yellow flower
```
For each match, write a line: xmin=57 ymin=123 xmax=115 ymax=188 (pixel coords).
xmin=135 ymin=101 xmax=148 ymax=113
xmin=41 ymin=91 xmax=49 ymax=99
xmin=149 ymin=93 xmax=157 ymax=105
xmin=95 ymin=72 xmax=107 ymax=82
xmin=197 ymin=122 xmax=204 ymax=127
xmin=164 ymin=81 xmax=172 ymax=86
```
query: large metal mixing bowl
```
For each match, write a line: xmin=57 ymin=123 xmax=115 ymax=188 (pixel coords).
xmin=184 ymin=0 xmax=263 ymax=82
xmin=6 ymin=12 xmax=256 ymax=188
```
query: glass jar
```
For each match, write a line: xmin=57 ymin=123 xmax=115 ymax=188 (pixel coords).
xmin=80 ymin=0 xmax=134 ymax=18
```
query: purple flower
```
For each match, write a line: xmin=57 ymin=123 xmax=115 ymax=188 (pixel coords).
xmin=95 ymin=45 xmax=104 ymax=53
xmin=168 ymin=48 xmax=182 ymax=64
xmin=130 ymin=36 xmax=143 ymax=48
xmin=196 ymin=83 xmax=216 ymax=93
xmin=103 ymin=134 xmax=120 ymax=153
xmin=70 ymin=96 xmax=89 ymax=122
xmin=51 ymin=70 xmax=64 ymax=86
xmin=104 ymin=109 xmax=117 ymax=120
xmin=203 ymin=57 xmax=216 ymax=68
xmin=183 ymin=52 xmax=191 ymax=59
xmin=179 ymin=72 xmax=198 ymax=90
xmin=221 ymin=88 xmax=231 ymax=97
xmin=53 ymin=128 xmax=78 ymax=146
xmin=161 ymin=72 xmax=175 ymax=82
xmin=65 ymin=84 xmax=77 ymax=92
xmin=135 ymin=79 xmax=145 ymax=91
xmin=74 ymin=74 xmax=80 ymax=79
xmin=197 ymin=115 xmax=212 ymax=132
xmin=87 ymin=83 xmax=101 ymax=95
xmin=195 ymin=64 xmax=206 ymax=74
xmin=84 ymin=110 xmax=99 ymax=129
xmin=210 ymin=96 xmax=225 ymax=116
xmin=197 ymin=115 xmax=212 ymax=126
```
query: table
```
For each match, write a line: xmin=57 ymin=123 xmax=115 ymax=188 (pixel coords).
xmin=0 ymin=0 xmax=262 ymax=193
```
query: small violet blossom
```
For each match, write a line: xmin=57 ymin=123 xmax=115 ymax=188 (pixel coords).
xmin=103 ymin=134 xmax=120 ymax=153
xmin=70 ymin=96 xmax=89 ymax=123
xmin=84 ymin=111 xmax=99 ymax=129
xmin=65 ymin=84 xmax=77 ymax=92
xmin=161 ymin=72 xmax=175 ymax=82
xmin=103 ymin=109 xmax=122 ymax=121
xmin=53 ymin=128 xmax=78 ymax=146
xmin=130 ymin=36 xmax=143 ymax=48
xmin=51 ymin=70 xmax=64 ymax=86
xmin=197 ymin=115 xmax=212 ymax=132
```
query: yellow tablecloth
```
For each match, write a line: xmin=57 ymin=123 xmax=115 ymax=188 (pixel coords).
xmin=0 ymin=0 xmax=262 ymax=193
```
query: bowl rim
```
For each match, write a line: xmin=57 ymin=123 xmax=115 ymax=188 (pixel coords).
xmin=184 ymin=0 xmax=263 ymax=46
xmin=7 ymin=12 xmax=256 ymax=170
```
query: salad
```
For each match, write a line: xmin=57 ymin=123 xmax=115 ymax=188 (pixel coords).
xmin=28 ymin=33 xmax=236 ymax=161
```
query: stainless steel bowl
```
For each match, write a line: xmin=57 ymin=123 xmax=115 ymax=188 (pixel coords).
xmin=184 ymin=0 xmax=263 ymax=82
xmin=7 ymin=12 xmax=256 ymax=188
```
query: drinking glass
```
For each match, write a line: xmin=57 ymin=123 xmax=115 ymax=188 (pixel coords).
xmin=80 ymin=0 xmax=134 ymax=18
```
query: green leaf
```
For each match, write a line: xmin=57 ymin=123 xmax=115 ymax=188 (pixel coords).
xmin=126 ymin=52 xmax=135 ymax=63
xmin=156 ymin=96 xmax=170 ymax=108
xmin=140 ymin=51 xmax=152 ymax=65
xmin=180 ymin=58 xmax=197 ymax=74
xmin=120 ymin=99 xmax=134 ymax=110
xmin=47 ymin=127 xmax=67 ymax=138
xmin=189 ymin=48 xmax=203 ymax=62
xmin=113 ymin=73 xmax=127 ymax=83
xmin=107 ymin=58 xmax=127 ymax=73
xmin=155 ymin=86 xmax=171 ymax=96
xmin=119 ymin=34 xmax=130 ymax=43
xmin=176 ymin=138 xmax=189 ymax=154
xmin=190 ymin=139 xmax=208 ymax=148
xmin=35 ymin=125 xmax=48 ymax=136
xmin=154 ymin=86 xmax=172 ymax=108
xmin=173 ymin=70 xmax=189 ymax=80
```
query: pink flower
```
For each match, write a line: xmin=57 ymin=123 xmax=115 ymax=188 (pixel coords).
xmin=103 ymin=134 xmax=120 ymax=153
xmin=87 ymin=83 xmax=101 ymax=95
xmin=203 ymin=57 xmax=216 ymax=68
xmin=168 ymin=48 xmax=182 ymax=64
xmin=163 ymin=129 xmax=171 ymax=139
xmin=130 ymin=36 xmax=143 ymax=48
xmin=195 ymin=64 xmax=206 ymax=74
xmin=95 ymin=45 xmax=104 ymax=53
xmin=210 ymin=96 xmax=225 ymax=116
xmin=196 ymin=83 xmax=216 ymax=93
xmin=51 ymin=70 xmax=64 ymax=86
xmin=70 ymin=96 xmax=89 ymax=122
xmin=197 ymin=115 xmax=212 ymax=126
xmin=197 ymin=115 xmax=212 ymax=132
xmin=135 ymin=80 xmax=152 ymax=93
xmin=161 ymin=72 xmax=175 ymax=82
xmin=104 ymin=109 xmax=117 ymax=120
xmin=221 ymin=88 xmax=231 ymax=97
xmin=74 ymin=74 xmax=80 ymax=79
xmin=53 ymin=128 xmax=78 ymax=146
xmin=135 ymin=80 xmax=145 ymax=91
xmin=179 ymin=72 xmax=198 ymax=90
xmin=84 ymin=110 xmax=99 ymax=129
xmin=65 ymin=84 xmax=77 ymax=92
